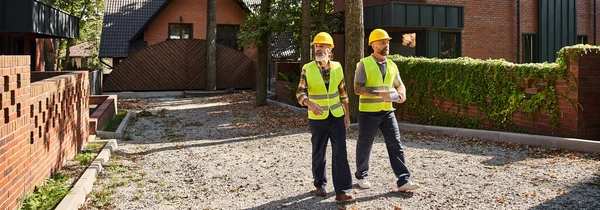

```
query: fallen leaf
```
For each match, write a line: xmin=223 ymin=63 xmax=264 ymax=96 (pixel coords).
xmin=394 ymin=206 xmax=402 ymax=210
xmin=498 ymin=199 xmax=505 ymax=203
xmin=556 ymin=189 xmax=564 ymax=195
xmin=550 ymin=174 xmax=557 ymax=178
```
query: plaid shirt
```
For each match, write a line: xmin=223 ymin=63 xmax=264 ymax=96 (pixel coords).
xmin=296 ymin=61 xmax=349 ymax=106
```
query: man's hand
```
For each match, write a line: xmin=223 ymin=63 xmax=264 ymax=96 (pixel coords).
xmin=306 ymin=100 xmax=324 ymax=115
xmin=344 ymin=115 xmax=350 ymax=130
xmin=397 ymin=93 xmax=407 ymax=103
xmin=378 ymin=91 xmax=392 ymax=102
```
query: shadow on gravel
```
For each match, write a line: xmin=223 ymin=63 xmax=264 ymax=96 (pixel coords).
xmin=346 ymin=130 xmax=530 ymax=166
xmin=245 ymin=192 xmax=339 ymax=210
xmin=120 ymin=94 xmax=310 ymax=151
xmin=530 ymin=173 xmax=600 ymax=209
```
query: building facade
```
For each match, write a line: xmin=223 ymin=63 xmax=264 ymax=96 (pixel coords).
xmin=333 ymin=0 xmax=598 ymax=63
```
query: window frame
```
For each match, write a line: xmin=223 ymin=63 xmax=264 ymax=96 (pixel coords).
xmin=577 ymin=35 xmax=588 ymax=44
xmin=216 ymin=24 xmax=242 ymax=51
xmin=168 ymin=23 xmax=193 ymax=40
xmin=522 ymin=33 xmax=538 ymax=63
xmin=439 ymin=31 xmax=462 ymax=59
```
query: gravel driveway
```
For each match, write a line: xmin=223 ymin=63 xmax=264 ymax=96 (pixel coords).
xmin=82 ymin=92 xmax=600 ymax=210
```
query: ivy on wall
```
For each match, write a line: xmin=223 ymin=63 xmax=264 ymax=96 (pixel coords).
xmin=393 ymin=44 xmax=600 ymax=132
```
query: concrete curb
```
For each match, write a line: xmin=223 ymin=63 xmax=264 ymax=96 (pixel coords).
xmin=267 ymin=99 xmax=599 ymax=153
xmin=103 ymin=90 xmax=248 ymax=99
xmin=103 ymin=91 xmax=184 ymax=99
xmin=399 ymin=123 xmax=600 ymax=153
xmin=267 ymin=99 xmax=306 ymax=114
xmin=96 ymin=112 xmax=134 ymax=139
xmin=55 ymin=139 xmax=118 ymax=210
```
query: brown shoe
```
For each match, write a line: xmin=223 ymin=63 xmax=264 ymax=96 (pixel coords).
xmin=313 ymin=188 xmax=326 ymax=197
xmin=335 ymin=193 xmax=356 ymax=203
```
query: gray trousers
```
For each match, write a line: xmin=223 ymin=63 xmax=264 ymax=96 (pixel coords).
xmin=309 ymin=114 xmax=352 ymax=194
xmin=355 ymin=111 xmax=411 ymax=187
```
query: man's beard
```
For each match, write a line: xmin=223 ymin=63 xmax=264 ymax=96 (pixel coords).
xmin=377 ymin=48 xmax=389 ymax=56
xmin=315 ymin=53 xmax=327 ymax=61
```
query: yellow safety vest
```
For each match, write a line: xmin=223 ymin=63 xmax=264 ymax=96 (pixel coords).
xmin=304 ymin=61 xmax=345 ymax=120
xmin=358 ymin=56 xmax=397 ymax=112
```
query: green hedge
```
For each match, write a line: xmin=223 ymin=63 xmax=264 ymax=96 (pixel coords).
xmin=391 ymin=44 xmax=600 ymax=132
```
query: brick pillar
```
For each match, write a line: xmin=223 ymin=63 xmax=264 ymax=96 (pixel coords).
xmin=572 ymin=51 xmax=600 ymax=139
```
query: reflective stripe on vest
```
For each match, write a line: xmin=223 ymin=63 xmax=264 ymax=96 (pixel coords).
xmin=358 ymin=56 xmax=397 ymax=112
xmin=304 ymin=61 xmax=345 ymax=120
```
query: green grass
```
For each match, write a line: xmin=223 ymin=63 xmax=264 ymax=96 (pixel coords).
xmin=86 ymin=143 xmax=103 ymax=150
xmin=74 ymin=151 xmax=97 ymax=166
xmin=87 ymin=188 xmax=114 ymax=208
xmin=19 ymin=173 xmax=70 ymax=210
xmin=103 ymin=111 xmax=128 ymax=132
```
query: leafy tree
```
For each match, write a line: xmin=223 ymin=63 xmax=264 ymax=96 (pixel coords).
xmin=238 ymin=0 xmax=340 ymax=105
xmin=45 ymin=0 xmax=104 ymax=70
xmin=238 ymin=0 xmax=340 ymax=60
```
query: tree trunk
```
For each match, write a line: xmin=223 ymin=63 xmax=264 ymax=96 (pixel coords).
xmin=256 ymin=0 xmax=272 ymax=106
xmin=206 ymin=0 xmax=217 ymax=90
xmin=319 ymin=0 xmax=326 ymax=28
xmin=64 ymin=38 xmax=74 ymax=69
xmin=301 ymin=0 xmax=311 ymax=65
xmin=54 ymin=38 xmax=61 ymax=70
xmin=344 ymin=0 xmax=363 ymax=121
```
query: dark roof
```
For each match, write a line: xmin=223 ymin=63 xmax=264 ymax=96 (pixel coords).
xmin=70 ymin=42 xmax=93 ymax=57
xmin=100 ymin=0 xmax=257 ymax=58
xmin=100 ymin=0 xmax=169 ymax=58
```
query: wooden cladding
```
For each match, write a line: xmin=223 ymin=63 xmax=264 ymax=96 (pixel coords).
xmin=538 ymin=0 xmax=577 ymax=62
xmin=103 ymin=40 xmax=255 ymax=91
xmin=364 ymin=2 xmax=464 ymax=29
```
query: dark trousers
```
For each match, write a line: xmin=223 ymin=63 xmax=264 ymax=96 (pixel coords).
xmin=309 ymin=114 xmax=352 ymax=194
xmin=355 ymin=111 xmax=411 ymax=187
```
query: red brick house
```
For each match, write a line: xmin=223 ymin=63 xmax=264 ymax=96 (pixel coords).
xmin=333 ymin=0 xmax=599 ymax=64
xmin=100 ymin=0 xmax=259 ymax=91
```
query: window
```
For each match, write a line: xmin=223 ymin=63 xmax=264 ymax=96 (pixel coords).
xmin=440 ymin=32 xmax=460 ymax=58
xmin=81 ymin=58 xmax=88 ymax=67
xmin=168 ymin=23 xmax=193 ymax=40
xmin=523 ymin=33 xmax=537 ymax=63
xmin=577 ymin=35 xmax=588 ymax=44
xmin=217 ymin=24 xmax=240 ymax=50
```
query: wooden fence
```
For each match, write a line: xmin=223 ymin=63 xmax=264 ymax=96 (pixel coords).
xmin=103 ymin=40 xmax=255 ymax=91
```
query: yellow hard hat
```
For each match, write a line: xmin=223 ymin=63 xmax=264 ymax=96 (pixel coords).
xmin=368 ymin=28 xmax=392 ymax=44
xmin=312 ymin=32 xmax=334 ymax=49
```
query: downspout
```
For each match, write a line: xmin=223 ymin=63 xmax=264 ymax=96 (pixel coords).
xmin=517 ymin=0 xmax=521 ymax=63
xmin=595 ymin=0 xmax=597 ymax=44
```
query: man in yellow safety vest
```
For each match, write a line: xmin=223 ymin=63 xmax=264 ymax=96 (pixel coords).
xmin=353 ymin=28 xmax=421 ymax=192
xmin=296 ymin=32 xmax=355 ymax=202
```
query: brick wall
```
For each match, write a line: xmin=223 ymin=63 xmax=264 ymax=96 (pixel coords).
xmin=0 ymin=56 xmax=90 ymax=210
xmin=397 ymin=52 xmax=600 ymax=140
